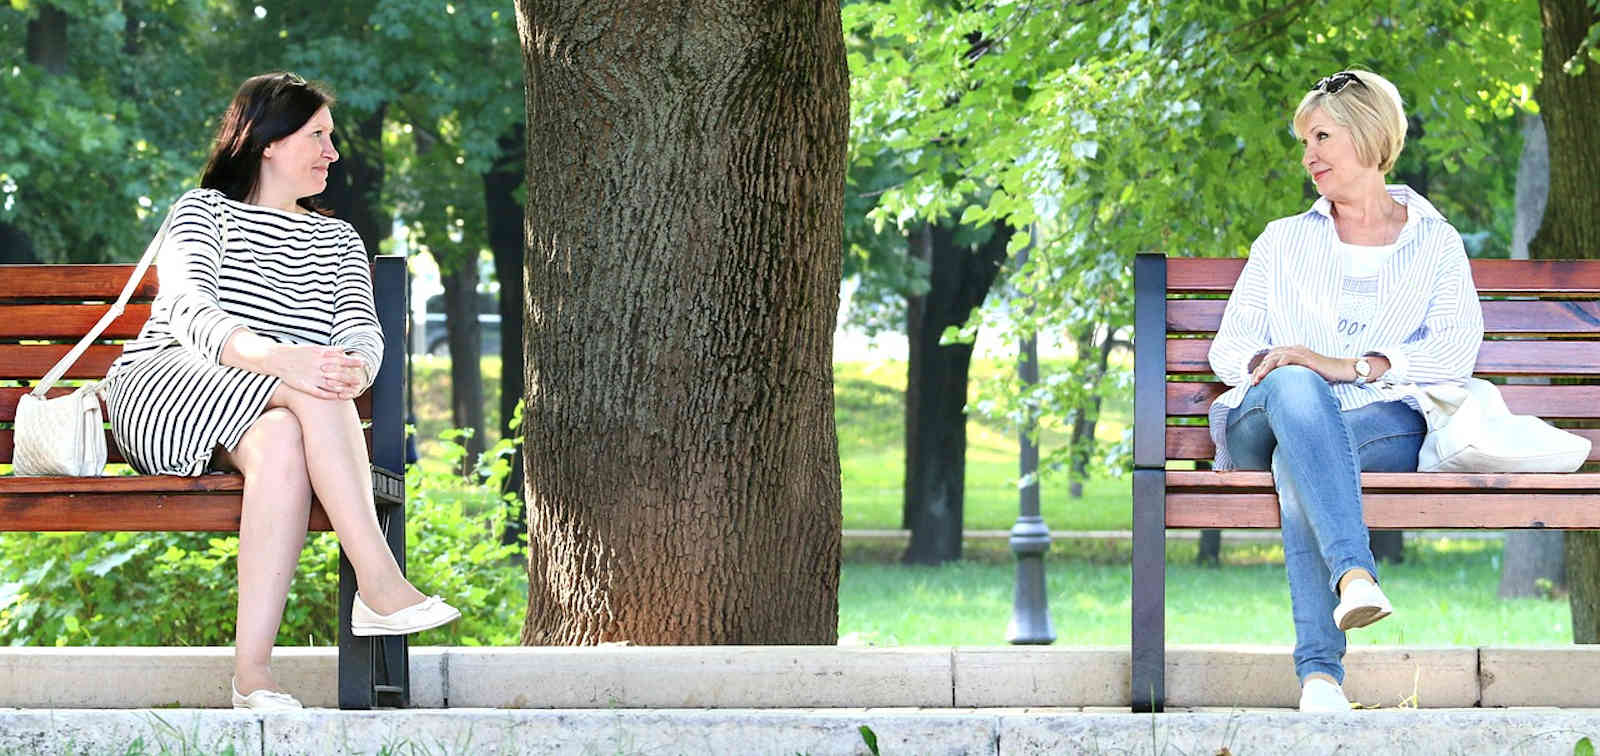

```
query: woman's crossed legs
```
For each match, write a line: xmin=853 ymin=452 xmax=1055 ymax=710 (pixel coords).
xmin=1225 ymin=366 xmax=1424 ymax=684
xmin=216 ymin=383 xmax=427 ymax=696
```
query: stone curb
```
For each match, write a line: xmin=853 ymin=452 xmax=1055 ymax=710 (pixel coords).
xmin=1 ymin=646 xmax=1596 ymax=710
xmin=3 ymin=708 xmax=1599 ymax=756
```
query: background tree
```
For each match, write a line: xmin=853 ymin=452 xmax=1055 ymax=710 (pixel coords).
xmin=1528 ymin=0 xmax=1600 ymax=641
xmin=515 ymin=0 xmax=847 ymax=644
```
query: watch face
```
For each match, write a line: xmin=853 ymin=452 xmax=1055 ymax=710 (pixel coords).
xmin=1355 ymin=359 xmax=1371 ymax=378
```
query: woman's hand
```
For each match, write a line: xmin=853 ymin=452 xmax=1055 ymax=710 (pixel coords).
xmin=270 ymin=345 xmax=368 ymax=400
xmin=1249 ymin=345 xmax=1353 ymax=385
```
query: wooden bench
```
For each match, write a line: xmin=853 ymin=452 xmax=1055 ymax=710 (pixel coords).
xmin=0 ymin=256 xmax=412 ymax=710
xmin=1131 ymin=252 xmax=1600 ymax=712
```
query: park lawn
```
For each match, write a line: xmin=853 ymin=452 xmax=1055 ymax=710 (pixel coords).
xmin=411 ymin=356 xmax=1136 ymax=532
xmin=839 ymin=538 xmax=1572 ymax=649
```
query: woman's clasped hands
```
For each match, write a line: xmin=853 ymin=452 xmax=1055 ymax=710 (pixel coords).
xmin=272 ymin=344 xmax=368 ymax=400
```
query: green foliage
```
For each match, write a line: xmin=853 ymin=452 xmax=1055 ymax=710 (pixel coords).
xmin=0 ymin=428 xmax=525 ymax=647
xmin=844 ymin=0 xmax=1544 ymax=479
xmin=858 ymin=725 xmax=881 ymax=756
xmin=1576 ymin=736 xmax=1596 ymax=756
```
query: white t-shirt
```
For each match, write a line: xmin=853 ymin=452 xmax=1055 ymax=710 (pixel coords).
xmin=1335 ymin=238 xmax=1400 ymax=356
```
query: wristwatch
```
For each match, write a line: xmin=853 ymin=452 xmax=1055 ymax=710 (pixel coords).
xmin=1353 ymin=357 xmax=1372 ymax=383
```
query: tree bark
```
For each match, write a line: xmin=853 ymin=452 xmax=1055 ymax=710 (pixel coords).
xmin=1532 ymin=0 xmax=1600 ymax=643
xmin=442 ymin=262 xmax=486 ymax=474
xmin=485 ymin=125 xmax=529 ymax=551
xmin=321 ymin=104 xmax=389 ymax=255
xmin=515 ymin=0 xmax=846 ymax=644
xmin=901 ymin=223 xmax=1010 ymax=565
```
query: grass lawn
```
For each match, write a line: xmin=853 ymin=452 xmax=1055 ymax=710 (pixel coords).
xmin=414 ymin=355 xmax=1136 ymax=531
xmin=839 ymin=538 xmax=1571 ymax=648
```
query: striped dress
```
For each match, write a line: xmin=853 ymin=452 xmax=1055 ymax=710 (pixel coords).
xmin=104 ymin=188 xmax=383 ymax=476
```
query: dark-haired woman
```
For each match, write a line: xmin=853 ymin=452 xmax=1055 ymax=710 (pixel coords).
xmin=105 ymin=73 xmax=460 ymax=710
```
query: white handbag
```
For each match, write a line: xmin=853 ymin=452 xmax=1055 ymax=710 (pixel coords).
xmin=11 ymin=208 xmax=175 ymax=477
xmin=1416 ymin=377 xmax=1591 ymax=473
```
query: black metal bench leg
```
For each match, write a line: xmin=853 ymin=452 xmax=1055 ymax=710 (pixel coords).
xmin=1132 ymin=467 xmax=1166 ymax=712
xmin=376 ymin=502 xmax=411 ymax=708
xmin=337 ymin=546 xmax=374 ymax=710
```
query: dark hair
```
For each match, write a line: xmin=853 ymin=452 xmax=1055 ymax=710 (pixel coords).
xmin=200 ymin=72 xmax=335 ymax=214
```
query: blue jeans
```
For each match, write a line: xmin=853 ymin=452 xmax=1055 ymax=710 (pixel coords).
xmin=1224 ymin=366 xmax=1425 ymax=683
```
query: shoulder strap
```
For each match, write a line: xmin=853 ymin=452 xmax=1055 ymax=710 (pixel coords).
xmin=29 ymin=204 xmax=181 ymax=397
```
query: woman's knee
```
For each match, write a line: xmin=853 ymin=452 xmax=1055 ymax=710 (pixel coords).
xmin=1256 ymin=366 xmax=1335 ymax=418
xmin=235 ymin=408 xmax=307 ymax=475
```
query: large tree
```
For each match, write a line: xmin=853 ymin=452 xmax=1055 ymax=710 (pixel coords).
xmin=1530 ymin=0 xmax=1600 ymax=642
xmin=514 ymin=0 xmax=847 ymax=644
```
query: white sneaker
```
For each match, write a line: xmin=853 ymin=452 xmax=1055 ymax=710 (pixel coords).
xmin=231 ymin=677 xmax=303 ymax=711
xmin=1333 ymin=578 xmax=1393 ymax=631
xmin=1298 ymin=677 xmax=1352 ymax=713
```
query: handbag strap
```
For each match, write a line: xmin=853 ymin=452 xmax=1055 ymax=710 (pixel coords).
xmin=29 ymin=204 xmax=180 ymax=397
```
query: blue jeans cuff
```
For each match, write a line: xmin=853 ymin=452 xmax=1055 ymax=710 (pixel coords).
xmin=1327 ymin=557 xmax=1379 ymax=595
xmin=1297 ymin=662 xmax=1345 ymax=686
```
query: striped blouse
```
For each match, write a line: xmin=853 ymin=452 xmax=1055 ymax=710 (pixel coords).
xmin=109 ymin=188 xmax=383 ymax=380
xmin=1205 ymin=185 xmax=1484 ymax=470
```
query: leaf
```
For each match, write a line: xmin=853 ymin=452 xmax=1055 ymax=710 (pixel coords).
xmin=87 ymin=547 xmax=137 ymax=577
xmin=858 ymin=725 xmax=881 ymax=756
xmin=1575 ymin=737 xmax=1595 ymax=756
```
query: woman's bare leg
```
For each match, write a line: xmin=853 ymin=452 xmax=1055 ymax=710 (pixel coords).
xmin=267 ymin=384 xmax=425 ymax=614
xmin=220 ymin=408 xmax=312 ymax=695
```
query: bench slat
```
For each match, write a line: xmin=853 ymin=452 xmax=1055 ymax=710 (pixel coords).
xmin=1168 ymin=299 xmax=1600 ymax=335
xmin=1168 ymin=492 xmax=1600 ymax=529
xmin=1167 ymin=258 xmax=1600 ymax=294
xmin=1167 ymin=338 xmax=1600 ymax=376
xmin=1162 ymin=425 xmax=1600 ymax=462
xmin=0 ymin=304 xmax=152 ymax=339
xmin=0 ymin=387 xmax=374 ymax=422
xmin=1168 ymin=470 xmax=1600 ymax=491
xmin=1166 ymin=381 xmax=1600 ymax=418
xmin=0 ymin=265 xmax=160 ymax=300
xmin=0 ymin=344 xmax=121 ymax=379
xmin=0 ymin=491 xmax=333 ymax=531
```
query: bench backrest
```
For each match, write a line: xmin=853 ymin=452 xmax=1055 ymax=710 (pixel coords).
xmin=1134 ymin=255 xmax=1600 ymax=469
xmin=0 ymin=261 xmax=403 ymax=470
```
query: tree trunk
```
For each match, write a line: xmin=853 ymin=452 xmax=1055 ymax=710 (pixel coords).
xmin=25 ymin=4 xmax=68 ymax=75
xmin=321 ymin=104 xmax=389 ymax=255
xmin=515 ymin=0 xmax=847 ymax=645
xmin=442 ymin=262 xmax=486 ymax=474
xmin=1532 ymin=0 xmax=1600 ymax=644
xmin=901 ymin=223 xmax=1010 ymax=565
xmin=485 ymin=125 xmax=528 ymax=551
xmin=1499 ymin=113 xmax=1566 ymax=598
xmin=1067 ymin=325 xmax=1113 ymax=499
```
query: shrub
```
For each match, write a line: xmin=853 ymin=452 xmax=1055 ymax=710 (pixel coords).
xmin=0 ymin=429 xmax=527 ymax=647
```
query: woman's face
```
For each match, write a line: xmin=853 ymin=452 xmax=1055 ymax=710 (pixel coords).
xmin=1298 ymin=107 xmax=1375 ymax=200
xmin=261 ymin=105 xmax=339 ymax=202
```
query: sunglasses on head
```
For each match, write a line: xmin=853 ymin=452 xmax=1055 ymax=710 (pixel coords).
xmin=1313 ymin=72 xmax=1364 ymax=95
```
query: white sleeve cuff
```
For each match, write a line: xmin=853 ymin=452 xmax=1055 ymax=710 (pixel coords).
xmin=1367 ymin=345 xmax=1409 ymax=385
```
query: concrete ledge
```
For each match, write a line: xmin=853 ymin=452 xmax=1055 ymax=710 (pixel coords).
xmin=1166 ymin=646 xmax=1480 ymax=709
xmin=0 ymin=710 xmax=262 ymax=756
xmin=955 ymin=648 xmax=1128 ymax=707
xmin=447 ymin=646 xmax=954 ymax=708
xmin=0 ymin=645 xmax=1587 ymax=710
xmin=0 ymin=647 xmax=446 ymax=709
xmin=1002 ymin=709 xmax=1600 ymax=756
xmin=1481 ymin=648 xmax=1600 ymax=707
xmin=5 ymin=708 xmax=1599 ymax=756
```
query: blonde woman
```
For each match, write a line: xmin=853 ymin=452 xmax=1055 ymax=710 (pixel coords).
xmin=1207 ymin=70 xmax=1483 ymax=712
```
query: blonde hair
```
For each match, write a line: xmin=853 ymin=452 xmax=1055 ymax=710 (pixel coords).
xmin=1292 ymin=70 xmax=1407 ymax=174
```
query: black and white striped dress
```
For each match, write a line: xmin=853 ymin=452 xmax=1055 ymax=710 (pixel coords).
xmin=104 ymin=188 xmax=383 ymax=476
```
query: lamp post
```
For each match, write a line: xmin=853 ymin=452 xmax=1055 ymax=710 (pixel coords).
xmin=1007 ymin=236 xmax=1055 ymax=645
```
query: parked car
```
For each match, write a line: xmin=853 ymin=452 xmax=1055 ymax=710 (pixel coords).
xmin=420 ymin=292 xmax=502 ymax=357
